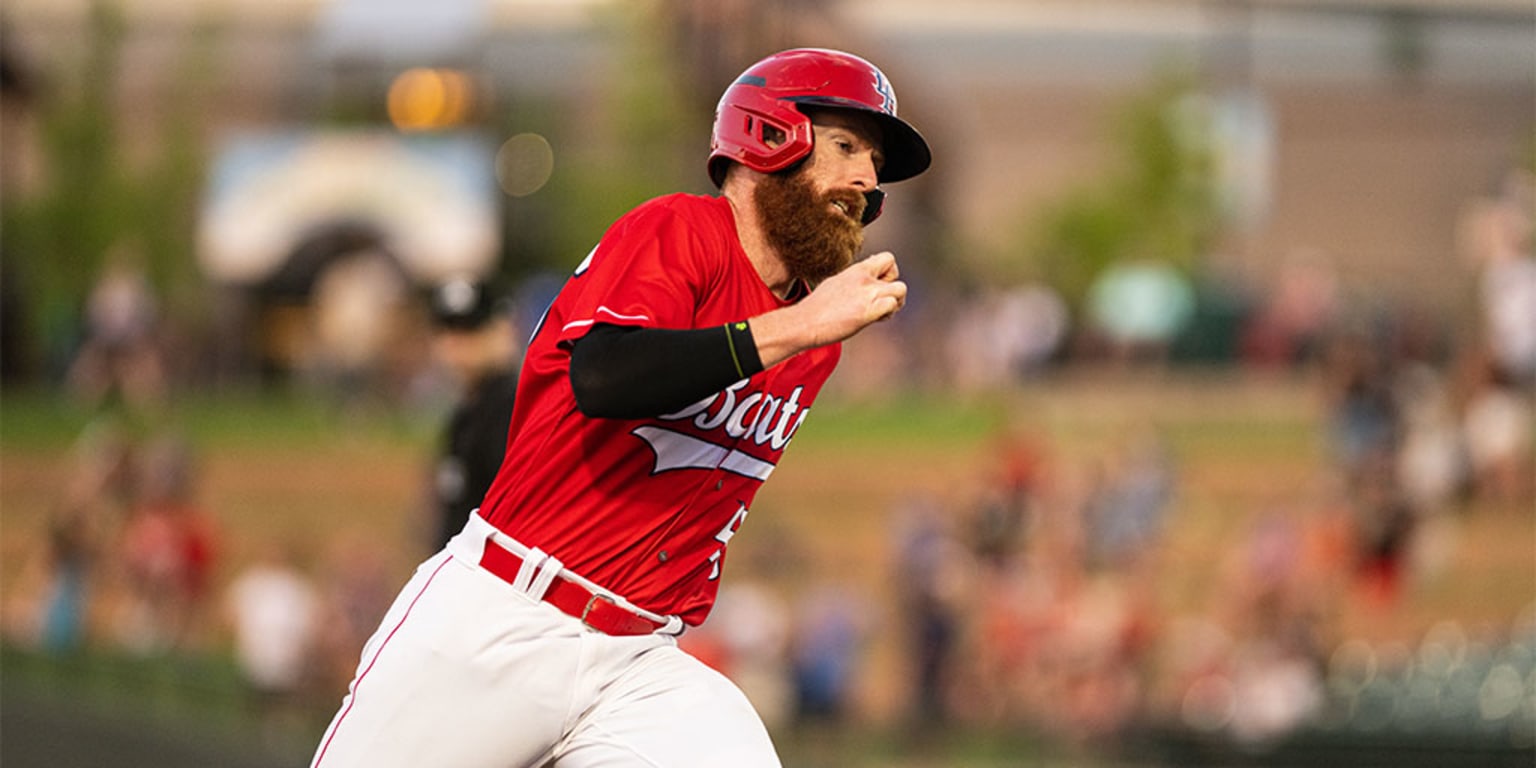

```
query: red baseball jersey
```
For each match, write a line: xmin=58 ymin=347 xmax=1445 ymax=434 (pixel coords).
xmin=480 ymin=193 xmax=841 ymax=626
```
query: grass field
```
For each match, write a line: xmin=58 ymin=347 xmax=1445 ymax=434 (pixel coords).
xmin=1 ymin=370 xmax=1532 ymax=766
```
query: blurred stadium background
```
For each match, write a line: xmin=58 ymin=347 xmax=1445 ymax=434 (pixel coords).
xmin=1 ymin=1 xmax=1532 ymax=766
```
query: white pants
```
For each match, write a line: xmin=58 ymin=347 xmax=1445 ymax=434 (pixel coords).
xmin=310 ymin=517 xmax=781 ymax=768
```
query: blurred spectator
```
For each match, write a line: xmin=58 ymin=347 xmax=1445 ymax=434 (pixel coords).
xmin=225 ymin=539 xmax=323 ymax=739
xmin=1083 ymin=428 xmax=1176 ymax=572
xmin=944 ymin=284 xmax=1070 ymax=392
xmin=1085 ymin=258 xmax=1195 ymax=364
xmin=1320 ymin=327 xmax=1400 ymax=491
xmin=1045 ymin=574 xmax=1149 ymax=741
xmin=1393 ymin=362 xmax=1469 ymax=513
xmin=66 ymin=245 xmax=166 ymax=411
xmin=1461 ymin=169 xmax=1536 ymax=386
xmin=965 ymin=546 xmax=1075 ymax=728
xmin=891 ymin=497 xmax=968 ymax=728
xmin=4 ymin=423 xmax=120 ymax=653
xmin=30 ymin=419 xmax=140 ymax=648
xmin=789 ymin=582 xmax=870 ymax=725
xmin=33 ymin=506 xmax=95 ymax=653
xmin=112 ymin=433 xmax=220 ymax=653
xmin=968 ymin=429 xmax=1047 ymax=571
xmin=943 ymin=288 xmax=997 ymax=393
xmin=1004 ymin=283 xmax=1071 ymax=375
xmin=425 ymin=278 xmax=520 ymax=553
xmin=1167 ymin=616 xmax=1238 ymax=733
xmin=1225 ymin=636 xmax=1324 ymax=746
xmin=1238 ymin=248 xmax=1340 ymax=369
xmin=1350 ymin=451 xmax=1415 ymax=611
xmin=1458 ymin=350 xmax=1535 ymax=503
xmin=1168 ymin=505 xmax=1335 ymax=747
xmin=1294 ymin=487 xmax=1355 ymax=625
xmin=1452 ymin=176 xmax=1536 ymax=499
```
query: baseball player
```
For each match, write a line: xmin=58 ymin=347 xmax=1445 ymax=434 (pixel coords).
xmin=311 ymin=48 xmax=931 ymax=768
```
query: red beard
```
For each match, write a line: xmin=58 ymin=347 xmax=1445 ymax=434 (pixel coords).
xmin=753 ymin=170 xmax=866 ymax=286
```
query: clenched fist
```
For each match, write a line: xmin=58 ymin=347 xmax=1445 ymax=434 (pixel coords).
xmin=747 ymin=251 xmax=908 ymax=369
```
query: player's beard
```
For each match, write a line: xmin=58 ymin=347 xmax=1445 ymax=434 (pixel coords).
xmin=754 ymin=170 xmax=865 ymax=286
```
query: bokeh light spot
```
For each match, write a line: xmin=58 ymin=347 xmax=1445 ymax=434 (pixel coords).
xmin=496 ymin=133 xmax=555 ymax=197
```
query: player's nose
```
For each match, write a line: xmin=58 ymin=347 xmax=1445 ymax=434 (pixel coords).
xmin=848 ymin=153 xmax=878 ymax=191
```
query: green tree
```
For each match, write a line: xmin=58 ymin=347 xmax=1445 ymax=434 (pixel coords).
xmin=1028 ymin=67 xmax=1221 ymax=309
xmin=1 ymin=2 xmax=216 ymax=379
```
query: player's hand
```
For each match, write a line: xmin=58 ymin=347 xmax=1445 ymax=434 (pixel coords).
xmin=863 ymin=251 xmax=906 ymax=320
xmin=804 ymin=251 xmax=907 ymax=336
xmin=749 ymin=252 xmax=907 ymax=369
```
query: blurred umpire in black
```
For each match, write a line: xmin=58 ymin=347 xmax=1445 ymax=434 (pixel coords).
xmin=428 ymin=278 xmax=521 ymax=552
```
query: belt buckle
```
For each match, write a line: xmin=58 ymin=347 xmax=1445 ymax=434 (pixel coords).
xmin=581 ymin=592 xmax=619 ymax=632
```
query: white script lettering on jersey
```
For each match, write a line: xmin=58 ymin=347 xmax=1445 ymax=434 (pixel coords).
xmin=630 ymin=380 xmax=812 ymax=480
xmin=663 ymin=379 xmax=810 ymax=450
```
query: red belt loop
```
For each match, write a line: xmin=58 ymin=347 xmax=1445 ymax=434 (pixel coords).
xmin=477 ymin=537 xmax=665 ymax=636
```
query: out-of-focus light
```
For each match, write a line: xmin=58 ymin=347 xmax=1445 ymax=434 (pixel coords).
xmin=1480 ymin=664 xmax=1525 ymax=721
xmin=1327 ymin=638 xmax=1377 ymax=696
xmin=388 ymin=68 xmax=474 ymax=132
xmin=1419 ymin=620 xmax=1468 ymax=676
xmin=496 ymin=133 xmax=554 ymax=197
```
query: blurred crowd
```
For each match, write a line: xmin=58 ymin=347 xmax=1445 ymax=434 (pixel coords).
xmin=674 ymin=390 xmax=1531 ymax=754
xmin=2 ymin=244 xmax=396 ymax=736
xmin=680 ymin=372 xmax=1530 ymax=757
xmin=1 ymin=412 xmax=399 ymax=739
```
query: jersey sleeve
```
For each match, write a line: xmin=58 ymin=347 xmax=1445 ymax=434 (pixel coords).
xmin=554 ymin=200 xmax=719 ymax=346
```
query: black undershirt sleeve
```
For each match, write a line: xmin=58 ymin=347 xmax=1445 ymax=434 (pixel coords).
xmin=568 ymin=322 xmax=765 ymax=419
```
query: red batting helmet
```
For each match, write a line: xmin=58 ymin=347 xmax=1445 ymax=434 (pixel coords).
xmin=708 ymin=48 xmax=931 ymax=191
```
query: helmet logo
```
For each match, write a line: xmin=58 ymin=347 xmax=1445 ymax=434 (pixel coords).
xmin=873 ymin=70 xmax=896 ymax=115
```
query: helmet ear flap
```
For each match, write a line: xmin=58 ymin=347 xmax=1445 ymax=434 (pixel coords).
xmin=861 ymin=188 xmax=885 ymax=226
xmin=709 ymin=85 xmax=815 ymax=186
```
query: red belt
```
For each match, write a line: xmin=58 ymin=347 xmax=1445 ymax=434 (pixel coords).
xmin=478 ymin=540 xmax=665 ymax=636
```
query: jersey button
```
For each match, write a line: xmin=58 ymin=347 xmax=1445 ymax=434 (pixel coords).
xmin=715 ymin=479 xmax=723 ymax=490
xmin=658 ymin=550 xmax=669 ymax=562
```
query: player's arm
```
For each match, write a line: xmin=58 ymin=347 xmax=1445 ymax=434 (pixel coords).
xmin=569 ymin=252 xmax=905 ymax=419
xmin=568 ymin=323 xmax=763 ymax=419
